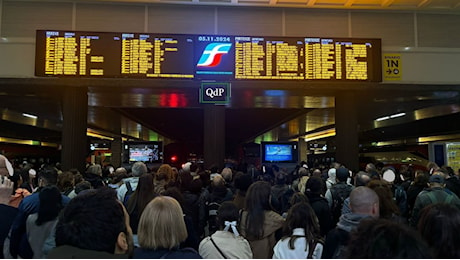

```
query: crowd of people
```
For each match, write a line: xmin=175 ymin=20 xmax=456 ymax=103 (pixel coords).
xmin=1 ymin=153 xmax=460 ymax=259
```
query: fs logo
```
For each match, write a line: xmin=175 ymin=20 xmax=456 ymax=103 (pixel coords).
xmin=197 ymin=43 xmax=232 ymax=67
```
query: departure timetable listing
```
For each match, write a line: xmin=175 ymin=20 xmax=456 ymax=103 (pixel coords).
xmin=35 ymin=30 xmax=382 ymax=82
xmin=36 ymin=30 xmax=194 ymax=78
xmin=234 ymin=36 xmax=305 ymax=80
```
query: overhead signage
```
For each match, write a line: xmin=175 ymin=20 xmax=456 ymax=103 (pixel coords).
xmin=35 ymin=30 xmax=382 ymax=82
xmin=200 ymin=82 xmax=231 ymax=104
xmin=383 ymin=53 xmax=402 ymax=81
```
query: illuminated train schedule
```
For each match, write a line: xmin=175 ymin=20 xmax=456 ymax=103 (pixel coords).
xmin=304 ymin=38 xmax=379 ymax=80
xmin=35 ymin=30 xmax=382 ymax=82
xmin=234 ymin=37 xmax=305 ymax=80
xmin=36 ymin=31 xmax=194 ymax=78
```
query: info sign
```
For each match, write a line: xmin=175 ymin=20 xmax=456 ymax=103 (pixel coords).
xmin=383 ymin=53 xmax=402 ymax=81
xmin=200 ymin=82 xmax=231 ymax=104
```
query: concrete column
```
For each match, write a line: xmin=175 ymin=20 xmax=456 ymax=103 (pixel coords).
xmin=298 ymin=115 xmax=307 ymax=163
xmin=111 ymin=137 xmax=122 ymax=168
xmin=203 ymin=105 xmax=225 ymax=170
xmin=335 ymin=92 xmax=359 ymax=172
xmin=61 ymin=86 xmax=88 ymax=174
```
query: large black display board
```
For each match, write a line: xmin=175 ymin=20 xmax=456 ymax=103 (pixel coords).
xmin=35 ymin=30 xmax=382 ymax=82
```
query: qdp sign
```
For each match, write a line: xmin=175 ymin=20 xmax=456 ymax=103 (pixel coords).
xmin=383 ymin=53 xmax=402 ymax=81
xmin=200 ymin=82 xmax=231 ymax=104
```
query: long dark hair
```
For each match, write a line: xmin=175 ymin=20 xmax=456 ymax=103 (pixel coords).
xmin=282 ymin=202 xmax=321 ymax=250
xmin=418 ymin=203 xmax=460 ymax=258
xmin=127 ymin=174 xmax=157 ymax=216
xmin=36 ymin=185 xmax=63 ymax=225
xmin=244 ymin=181 xmax=272 ymax=239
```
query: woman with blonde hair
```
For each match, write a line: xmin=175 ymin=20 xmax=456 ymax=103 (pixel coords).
xmin=133 ymin=196 xmax=202 ymax=259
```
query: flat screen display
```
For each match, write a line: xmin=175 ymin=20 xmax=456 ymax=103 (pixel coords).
xmin=262 ymin=141 xmax=298 ymax=163
xmin=124 ymin=141 xmax=163 ymax=163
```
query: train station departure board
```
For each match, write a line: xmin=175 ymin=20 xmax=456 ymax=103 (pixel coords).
xmin=35 ymin=30 xmax=382 ymax=82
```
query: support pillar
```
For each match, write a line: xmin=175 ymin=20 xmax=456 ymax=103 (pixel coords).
xmin=203 ymin=105 xmax=225 ymax=170
xmin=298 ymin=115 xmax=307 ymax=163
xmin=111 ymin=137 xmax=122 ymax=168
xmin=335 ymin=92 xmax=359 ymax=172
xmin=61 ymin=86 xmax=88 ymax=174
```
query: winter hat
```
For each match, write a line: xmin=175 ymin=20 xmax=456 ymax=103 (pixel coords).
xmin=306 ymin=176 xmax=324 ymax=195
xmin=429 ymin=174 xmax=445 ymax=184
xmin=336 ymin=167 xmax=349 ymax=182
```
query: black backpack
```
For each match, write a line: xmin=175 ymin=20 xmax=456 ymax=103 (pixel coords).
xmin=330 ymin=183 xmax=353 ymax=224
xmin=123 ymin=181 xmax=135 ymax=206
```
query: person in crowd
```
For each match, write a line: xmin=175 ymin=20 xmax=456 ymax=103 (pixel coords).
xmin=367 ymin=179 xmax=403 ymax=222
xmin=162 ymin=187 xmax=200 ymax=250
xmin=341 ymin=171 xmax=372 ymax=215
xmin=325 ymin=168 xmax=336 ymax=191
xmin=0 ymin=176 xmax=18 ymax=259
xmin=273 ymin=202 xmax=323 ymax=259
xmin=134 ymin=196 xmax=202 ymax=259
xmin=18 ymin=164 xmax=37 ymax=193
xmin=346 ymin=218 xmax=431 ymax=258
xmin=322 ymin=186 xmax=379 ymax=258
xmin=437 ymin=166 xmax=460 ymax=198
xmin=232 ymin=173 xmax=253 ymax=211
xmin=182 ymin=178 xmax=206 ymax=239
xmin=426 ymin=161 xmax=440 ymax=175
xmin=205 ymin=174 xmax=233 ymax=235
xmin=281 ymin=192 xmax=309 ymax=218
xmin=399 ymin=164 xmax=413 ymax=191
xmin=57 ymin=171 xmax=75 ymax=196
xmin=406 ymin=170 xmax=429 ymax=217
xmin=117 ymin=161 xmax=148 ymax=202
xmin=271 ymin=171 xmax=290 ymax=214
xmin=417 ymin=203 xmax=460 ymax=258
xmin=239 ymin=181 xmax=284 ymax=259
xmin=220 ymin=167 xmax=233 ymax=190
xmin=26 ymin=185 xmax=63 ymax=258
xmin=126 ymin=173 xmax=158 ymax=241
xmin=305 ymin=176 xmax=333 ymax=237
xmin=199 ymin=201 xmax=252 ymax=259
xmin=382 ymin=167 xmax=408 ymax=217
xmin=108 ymin=167 xmax=128 ymax=189
xmin=296 ymin=166 xmax=310 ymax=194
xmin=48 ymin=188 xmax=134 ymax=258
xmin=84 ymin=164 xmax=105 ymax=189
xmin=325 ymin=167 xmax=353 ymax=225
xmin=9 ymin=166 xmax=71 ymax=259
xmin=153 ymin=164 xmax=174 ymax=194
xmin=410 ymin=174 xmax=460 ymax=226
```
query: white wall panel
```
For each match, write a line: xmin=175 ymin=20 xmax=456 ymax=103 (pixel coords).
xmin=285 ymin=9 xmax=348 ymax=37
xmin=217 ymin=7 xmax=282 ymax=36
xmin=148 ymin=5 xmax=214 ymax=34
xmin=1 ymin=1 xmax=72 ymax=37
xmin=76 ymin=3 xmax=145 ymax=32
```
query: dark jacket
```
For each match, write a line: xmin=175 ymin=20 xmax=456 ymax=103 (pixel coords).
xmin=48 ymin=245 xmax=129 ymax=259
xmin=134 ymin=247 xmax=202 ymax=259
xmin=322 ymin=213 xmax=373 ymax=259
xmin=9 ymin=191 xmax=70 ymax=259
xmin=307 ymin=195 xmax=333 ymax=237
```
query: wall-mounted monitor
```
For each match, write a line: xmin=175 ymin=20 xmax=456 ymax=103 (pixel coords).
xmin=123 ymin=141 xmax=163 ymax=164
xmin=261 ymin=141 xmax=298 ymax=163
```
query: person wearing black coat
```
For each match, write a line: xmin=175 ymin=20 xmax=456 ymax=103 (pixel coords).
xmin=305 ymin=176 xmax=333 ymax=237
